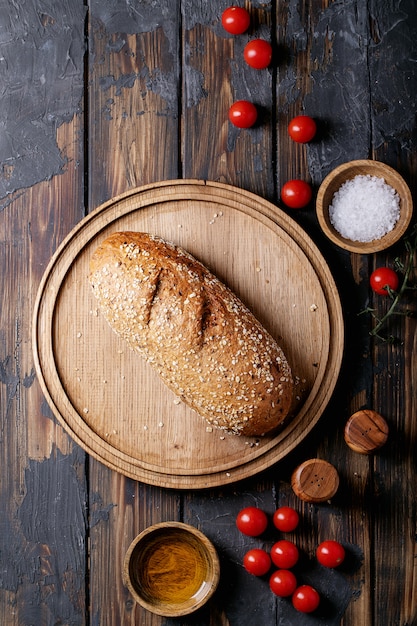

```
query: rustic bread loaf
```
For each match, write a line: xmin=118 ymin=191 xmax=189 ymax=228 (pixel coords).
xmin=89 ymin=232 xmax=293 ymax=436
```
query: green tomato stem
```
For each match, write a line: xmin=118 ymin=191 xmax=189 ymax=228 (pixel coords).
xmin=370 ymin=225 xmax=417 ymax=339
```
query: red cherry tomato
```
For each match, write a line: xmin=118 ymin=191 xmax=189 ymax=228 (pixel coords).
xmin=281 ymin=180 xmax=312 ymax=209
xmin=288 ymin=115 xmax=317 ymax=143
xmin=270 ymin=540 xmax=299 ymax=569
xmin=316 ymin=540 xmax=345 ymax=568
xmin=370 ymin=267 xmax=399 ymax=295
xmin=272 ymin=506 xmax=299 ymax=532
xmin=221 ymin=6 xmax=250 ymax=35
xmin=243 ymin=548 xmax=271 ymax=576
xmin=229 ymin=100 xmax=258 ymax=128
xmin=292 ymin=585 xmax=320 ymax=613
xmin=243 ymin=39 xmax=272 ymax=69
xmin=236 ymin=506 xmax=268 ymax=536
xmin=269 ymin=569 xmax=298 ymax=597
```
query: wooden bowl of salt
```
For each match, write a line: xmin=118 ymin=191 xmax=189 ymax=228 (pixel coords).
xmin=123 ymin=521 xmax=220 ymax=617
xmin=316 ymin=160 xmax=413 ymax=253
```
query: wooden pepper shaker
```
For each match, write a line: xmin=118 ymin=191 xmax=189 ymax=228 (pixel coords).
xmin=344 ymin=409 xmax=389 ymax=454
xmin=291 ymin=458 xmax=339 ymax=503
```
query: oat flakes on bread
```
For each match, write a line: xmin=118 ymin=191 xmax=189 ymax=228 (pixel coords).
xmin=89 ymin=232 xmax=293 ymax=436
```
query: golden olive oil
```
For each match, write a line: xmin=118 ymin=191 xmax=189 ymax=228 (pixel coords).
xmin=138 ymin=530 xmax=209 ymax=605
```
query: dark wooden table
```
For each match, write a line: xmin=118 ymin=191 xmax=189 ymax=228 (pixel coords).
xmin=1 ymin=1 xmax=416 ymax=624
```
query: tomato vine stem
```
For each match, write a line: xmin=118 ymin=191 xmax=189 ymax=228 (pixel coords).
xmin=359 ymin=223 xmax=417 ymax=342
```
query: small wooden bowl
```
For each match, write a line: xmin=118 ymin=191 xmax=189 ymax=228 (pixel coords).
xmin=316 ymin=160 xmax=413 ymax=253
xmin=123 ymin=521 xmax=220 ymax=617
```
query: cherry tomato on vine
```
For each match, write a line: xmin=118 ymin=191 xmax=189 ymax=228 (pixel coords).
xmin=316 ymin=540 xmax=345 ymax=568
xmin=244 ymin=39 xmax=272 ymax=69
xmin=243 ymin=548 xmax=271 ymax=576
xmin=272 ymin=506 xmax=299 ymax=532
xmin=269 ymin=569 xmax=298 ymax=597
xmin=292 ymin=585 xmax=320 ymax=613
xmin=236 ymin=506 xmax=268 ymax=536
xmin=229 ymin=100 xmax=258 ymax=128
xmin=221 ymin=6 xmax=250 ymax=35
xmin=270 ymin=540 xmax=299 ymax=569
xmin=370 ymin=267 xmax=399 ymax=295
xmin=281 ymin=179 xmax=312 ymax=209
xmin=288 ymin=115 xmax=317 ymax=143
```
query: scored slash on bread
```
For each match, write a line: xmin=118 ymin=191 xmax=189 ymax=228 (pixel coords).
xmin=89 ymin=232 xmax=293 ymax=437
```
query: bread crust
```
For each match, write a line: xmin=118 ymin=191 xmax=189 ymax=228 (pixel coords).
xmin=89 ymin=232 xmax=293 ymax=436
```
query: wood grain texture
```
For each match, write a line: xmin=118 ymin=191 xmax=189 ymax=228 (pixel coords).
xmin=87 ymin=4 xmax=183 ymax=625
xmin=291 ymin=458 xmax=340 ymax=502
xmin=182 ymin=3 xmax=275 ymax=200
xmin=344 ymin=409 xmax=389 ymax=454
xmin=87 ymin=3 xmax=181 ymax=205
xmin=368 ymin=1 xmax=417 ymax=624
xmin=1 ymin=0 xmax=416 ymax=625
xmin=0 ymin=5 xmax=88 ymax=621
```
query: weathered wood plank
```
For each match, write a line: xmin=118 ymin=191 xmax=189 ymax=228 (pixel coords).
xmin=88 ymin=0 xmax=181 ymax=205
xmin=179 ymin=4 xmax=281 ymax=625
xmin=182 ymin=1 xmax=275 ymax=199
xmin=368 ymin=2 xmax=417 ymax=624
xmin=275 ymin=3 xmax=372 ymax=624
xmin=0 ymin=0 xmax=88 ymax=621
xmin=87 ymin=2 xmax=182 ymax=624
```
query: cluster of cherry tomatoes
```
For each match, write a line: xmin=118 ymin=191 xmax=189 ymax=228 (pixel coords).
xmin=222 ymin=6 xmax=315 ymax=210
xmin=221 ymin=7 xmax=273 ymax=68
xmin=236 ymin=505 xmax=346 ymax=614
xmin=282 ymin=115 xmax=316 ymax=209
xmin=222 ymin=6 xmax=272 ymax=130
xmin=223 ymin=7 xmax=403 ymax=298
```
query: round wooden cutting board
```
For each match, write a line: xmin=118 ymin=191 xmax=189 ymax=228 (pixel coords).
xmin=33 ymin=180 xmax=344 ymax=489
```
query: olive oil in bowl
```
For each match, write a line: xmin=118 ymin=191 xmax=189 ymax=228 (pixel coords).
xmin=124 ymin=522 xmax=220 ymax=617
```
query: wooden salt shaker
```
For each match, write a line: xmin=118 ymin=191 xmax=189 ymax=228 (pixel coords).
xmin=344 ymin=409 xmax=389 ymax=454
xmin=291 ymin=458 xmax=339 ymax=503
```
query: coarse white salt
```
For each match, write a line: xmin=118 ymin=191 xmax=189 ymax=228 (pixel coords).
xmin=329 ymin=174 xmax=400 ymax=242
